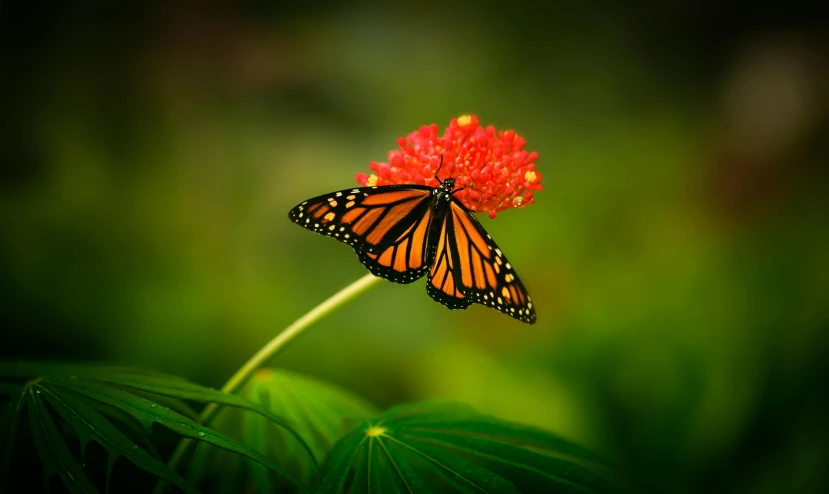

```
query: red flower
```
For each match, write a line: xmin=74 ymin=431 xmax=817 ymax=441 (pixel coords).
xmin=355 ymin=115 xmax=543 ymax=218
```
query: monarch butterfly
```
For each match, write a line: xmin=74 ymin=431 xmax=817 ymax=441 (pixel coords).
xmin=288 ymin=163 xmax=536 ymax=324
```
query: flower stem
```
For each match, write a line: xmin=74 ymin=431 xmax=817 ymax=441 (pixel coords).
xmin=159 ymin=273 xmax=382 ymax=489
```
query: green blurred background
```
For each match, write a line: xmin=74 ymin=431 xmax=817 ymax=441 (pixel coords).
xmin=2 ymin=1 xmax=828 ymax=492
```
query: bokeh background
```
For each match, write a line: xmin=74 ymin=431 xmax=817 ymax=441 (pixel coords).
xmin=2 ymin=1 xmax=828 ymax=492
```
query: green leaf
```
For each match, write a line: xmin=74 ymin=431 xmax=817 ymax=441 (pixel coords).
xmin=187 ymin=438 xmax=216 ymax=486
xmin=403 ymin=417 xmax=612 ymax=466
xmin=240 ymin=369 xmax=376 ymax=484
xmin=52 ymin=378 xmax=306 ymax=492
xmin=187 ymin=435 xmax=245 ymax=494
xmin=242 ymin=406 xmax=275 ymax=494
xmin=46 ymin=367 xmax=317 ymax=465
xmin=2 ymin=362 xmax=315 ymax=461
xmin=0 ymin=390 xmax=25 ymax=490
xmin=381 ymin=434 xmax=517 ymax=494
xmin=36 ymin=382 xmax=199 ymax=494
xmin=1 ymin=361 xmax=319 ymax=493
xmin=408 ymin=431 xmax=603 ymax=492
xmin=128 ymin=389 xmax=200 ymax=422
xmin=189 ymin=368 xmax=376 ymax=493
xmin=314 ymin=433 xmax=368 ymax=493
xmin=26 ymin=388 xmax=99 ymax=493
xmin=89 ymin=400 xmax=162 ymax=458
xmin=316 ymin=402 xmax=615 ymax=494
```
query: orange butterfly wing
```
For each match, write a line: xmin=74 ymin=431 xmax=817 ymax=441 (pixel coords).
xmin=426 ymin=201 xmax=536 ymax=324
xmin=288 ymin=185 xmax=433 ymax=284
xmin=290 ymin=183 xmax=536 ymax=324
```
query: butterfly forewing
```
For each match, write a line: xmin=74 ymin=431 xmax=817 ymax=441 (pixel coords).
xmin=425 ymin=200 xmax=536 ymax=324
xmin=288 ymin=185 xmax=434 ymax=284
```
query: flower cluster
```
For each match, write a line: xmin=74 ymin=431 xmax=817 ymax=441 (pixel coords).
xmin=356 ymin=115 xmax=543 ymax=218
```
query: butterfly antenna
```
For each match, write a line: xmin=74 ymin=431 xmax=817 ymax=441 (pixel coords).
xmin=435 ymin=154 xmax=444 ymax=184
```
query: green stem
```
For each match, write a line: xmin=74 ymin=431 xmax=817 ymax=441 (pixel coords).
xmin=159 ymin=273 xmax=382 ymax=489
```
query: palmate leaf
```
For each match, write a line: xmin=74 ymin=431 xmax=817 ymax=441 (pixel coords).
xmin=317 ymin=402 xmax=618 ymax=494
xmin=36 ymin=382 xmax=197 ymax=494
xmin=0 ymin=361 xmax=315 ymax=493
xmin=26 ymin=388 xmax=99 ymax=493
xmin=56 ymin=379 xmax=305 ymax=489
xmin=189 ymin=368 xmax=377 ymax=493
xmin=0 ymin=361 xmax=311 ymax=456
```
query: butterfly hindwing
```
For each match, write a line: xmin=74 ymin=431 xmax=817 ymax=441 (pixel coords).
xmin=425 ymin=202 xmax=473 ymax=310
xmin=358 ymin=199 xmax=434 ymax=284
xmin=426 ymin=200 xmax=536 ymax=324
xmin=288 ymin=185 xmax=433 ymax=284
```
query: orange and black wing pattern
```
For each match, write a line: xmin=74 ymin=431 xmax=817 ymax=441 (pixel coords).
xmin=426 ymin=200 xmax=536 ymax=324
xmin=288 ymin=185 xmax=434 ymax=284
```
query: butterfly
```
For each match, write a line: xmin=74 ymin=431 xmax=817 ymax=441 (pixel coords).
xmin=288 ymin=164 xmax=536 ymax=324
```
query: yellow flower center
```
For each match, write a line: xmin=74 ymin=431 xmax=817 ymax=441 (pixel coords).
xmin=365 ymin=426 xmax=387 ymax=437
xmin=524 ymin=170 xmax=537 ymax=183
xmin=457 ymin=115 xmax=472 ymax=126
xmin=366 ymin=174 xmax=378 ymax=186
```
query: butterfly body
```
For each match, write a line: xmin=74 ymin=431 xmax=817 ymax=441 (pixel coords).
xmin=289 ymin=178 xmax=536 ymax=324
